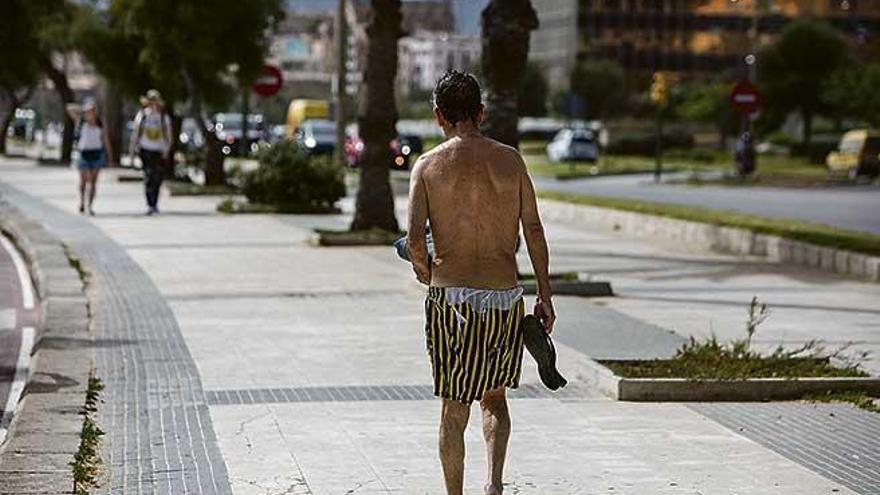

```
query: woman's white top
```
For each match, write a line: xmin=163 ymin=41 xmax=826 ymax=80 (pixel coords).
xmin=77 ymin=123 xmax=103 ymax=151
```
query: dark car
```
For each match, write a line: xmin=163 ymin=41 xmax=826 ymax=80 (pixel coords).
xmin=214 ymin=113 xmax=266 ymax=156
xmin=295 ymin=119 xmax=336 ymax=156
xmin=345 ymin=133 xmax=423 ymax=169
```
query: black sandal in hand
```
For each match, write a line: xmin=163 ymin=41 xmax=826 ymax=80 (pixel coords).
xmin=522 ymin=315 xmax=567 ymax=391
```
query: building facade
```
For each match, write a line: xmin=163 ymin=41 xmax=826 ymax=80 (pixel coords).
xmin=530 ymin=0 xmax=880 ymax=90
xmin=268 ymin=12 xmax=336 ymax=98
xmin=397 ymin=31 xmax=481 ymax=96
xmin=529 ymin=0 xmax=579 ymax=92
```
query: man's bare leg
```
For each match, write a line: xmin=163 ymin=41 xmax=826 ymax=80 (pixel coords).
xmin=439 ymin=398 xmax=470 ymax=495
xmin=480 ymin=387 xmax=510 ymax=494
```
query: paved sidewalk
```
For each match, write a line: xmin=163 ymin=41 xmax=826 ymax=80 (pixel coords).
xmin=1 ymin=158 xmax=877 ymax=494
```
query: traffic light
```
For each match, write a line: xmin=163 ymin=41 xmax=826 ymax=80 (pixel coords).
xmin=650 ymin=72 xmax=668 ymax=107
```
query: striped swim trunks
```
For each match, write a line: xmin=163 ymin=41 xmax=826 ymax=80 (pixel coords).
xmin=425 ymin=286 xmax=525 ymax=403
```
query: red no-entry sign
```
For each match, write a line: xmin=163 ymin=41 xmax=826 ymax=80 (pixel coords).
xmin=252 ymin=65 xmax=283 ymax=97
xmin=730 ymin=80 xmax=762 ymax=116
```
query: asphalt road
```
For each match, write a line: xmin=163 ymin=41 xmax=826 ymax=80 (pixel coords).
xmin=534 ymin=173 xmax=880 ymax=235
xmin=0 ymin=234 xmax=36 ymax=445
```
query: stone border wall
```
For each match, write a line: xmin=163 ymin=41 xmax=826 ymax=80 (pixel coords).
xmin=0 ymin=199 xmax=93 ymax=493
xmin=539 ymin=199 xmax=880 ymax=283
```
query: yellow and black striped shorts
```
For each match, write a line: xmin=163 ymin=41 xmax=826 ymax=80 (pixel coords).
xmin=425 ymin=287 xmax=525 ymax=403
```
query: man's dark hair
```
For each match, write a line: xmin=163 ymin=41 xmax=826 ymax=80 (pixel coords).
xmin=432 ymin=70 xmax=482 ymax=125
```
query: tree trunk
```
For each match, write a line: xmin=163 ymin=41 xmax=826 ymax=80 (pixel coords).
xmin=480 ymin=0 xmax=538 ymax=149
xmin=182 ymin=66 xmax=226 ymax=185
xmin=802 ymin=108 xmax=813 ymax=148
xmin=42 ymin=56 xmax=75 ymax=164
xmin=350 ymin=0 xmax=402 ymax=233
xmin=102 ymin=81 xmax=123 ymax=166
xmin=0 ymin=87 xmax=34 ymax=155
xmin=0 ymin=89 xmax=15 ymax=155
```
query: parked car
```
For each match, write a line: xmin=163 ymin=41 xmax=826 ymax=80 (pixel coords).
xmin=547 ymin=128 xmax=599 ymax=163
xmin=344 ymin=133 xmax=422 ymax=169
xmin=826 ymin=129 xmax=880 ymax=179
xmin=213 ymin=113 xmax=266 ymax=156
xmin=295 ymin=119 xmax=336 ymax=155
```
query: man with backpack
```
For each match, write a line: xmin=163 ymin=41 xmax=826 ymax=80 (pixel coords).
xmin=129 ymin=89 xmax=173 ymax=215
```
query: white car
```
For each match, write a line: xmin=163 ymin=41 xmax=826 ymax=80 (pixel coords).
xmin=547 ymin=128 xmax=599 ymax=163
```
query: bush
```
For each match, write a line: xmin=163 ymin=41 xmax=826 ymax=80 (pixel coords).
xmin=789 ymin=137 xmax=839 ymax=164
xmin=241 ymin=140 xmax=346 ymax=213
xmin=606 ymin=130 xmax=695 ymax=156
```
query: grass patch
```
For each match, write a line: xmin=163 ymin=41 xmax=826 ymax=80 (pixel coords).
xmin=167 ymin=182 xmax=238 ymax=196
xmin=807 ymin=391 xmax=880 ymax=414
xmin=603 ymin=297 xmax=868 ymax=380
xmin=524 ymin=152 xmax=701 ymax=180
xmin=71 ymin=375 xmax=105 ymax=494
xmin=216 ymin=197 xmax=339 ymax=215
xmin=517 ymin=271 xmax=581 ymax=282
xmin=538 ymin=190 xmax=880 ymax=257
xmin=313 ymin=228 xmax=403 ymax=246
xmin=680 ymin=155 xmax=840 ymax=187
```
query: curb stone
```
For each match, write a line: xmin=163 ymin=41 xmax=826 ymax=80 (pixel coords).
xmin=0 ymin=199 xmax=94 ymax=494
xmin=538 ymin=199 xmax=880 ymax=283
xmin=577 ymin=358 xmax=880 ymax=402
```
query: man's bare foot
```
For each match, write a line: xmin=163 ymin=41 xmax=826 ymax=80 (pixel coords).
xmin=485 ymin=483 xmax=502 ymax=495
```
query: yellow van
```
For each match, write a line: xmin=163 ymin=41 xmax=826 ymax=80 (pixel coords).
xmin=826 ymin=129 xmax=880 ymax=179
xmin=286 ymin=99 xmax=330 ymax=138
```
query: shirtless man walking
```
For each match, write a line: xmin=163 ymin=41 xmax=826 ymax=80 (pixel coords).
xmin=406 ymin=70 xmax=555 ymax=495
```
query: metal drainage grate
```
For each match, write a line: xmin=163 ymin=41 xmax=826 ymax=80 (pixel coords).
xmin=206 ymin=382 xmax=596 ymax=406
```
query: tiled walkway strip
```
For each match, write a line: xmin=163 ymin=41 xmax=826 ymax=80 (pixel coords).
xmin=691 ymin=402 xmax=880 ymax=495
xmin=0 ymin=184 xmax=232 ymax=494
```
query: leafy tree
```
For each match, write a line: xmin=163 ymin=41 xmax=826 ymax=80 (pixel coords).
xmin=480 ymin=0 xmax=538 ymax=148
xmin=86 ymin=0 xmax=283 ymax=185
xmin=758 ymin=19 xmax=849 ymax=146
xmin=0 ymin=0 xmax=41 ymax=154
xmin=517 ymin=62 xmax=548 ymax=117
xmin=351 ymin=0 xmax=403 ymax=232
xmin=823 ymin=64 xmax=880 ymax=129
xmin=569 ymin=59 xmax=626 ymax=120
xmin=676 ymin=80 xmax=738 ymax=149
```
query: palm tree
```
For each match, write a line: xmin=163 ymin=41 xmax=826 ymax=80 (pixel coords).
xmin=480 ymin=0 xmax=538 ymax=149
xmin=350 ymin=0 xmax=402 ymax=232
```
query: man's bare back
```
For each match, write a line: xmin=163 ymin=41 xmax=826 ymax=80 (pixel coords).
xmin=406 ymin=132 xmax=547 ymax=293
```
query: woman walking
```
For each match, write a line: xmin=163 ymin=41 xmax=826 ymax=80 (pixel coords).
xmin=67 ymin=99 xmax=112 ymax=216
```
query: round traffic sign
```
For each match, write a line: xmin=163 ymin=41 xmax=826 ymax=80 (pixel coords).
xmin=252 ymin=65 xmax=283 ymax=97
xmin=730 ymin=80 xmax=762 ymax=116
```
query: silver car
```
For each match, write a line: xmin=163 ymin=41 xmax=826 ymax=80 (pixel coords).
xmin=547 ymin=128 xmax=599 ymax=163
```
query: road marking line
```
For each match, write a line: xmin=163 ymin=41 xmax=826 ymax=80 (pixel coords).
xmin=0 ymin=326 xmax=35 ymax=445
xmin=0 ymin=235 xmax=35 ymax=310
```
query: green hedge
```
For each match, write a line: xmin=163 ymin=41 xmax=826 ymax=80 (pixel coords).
xmin=241 ymin=140 xmax=346 ymax=213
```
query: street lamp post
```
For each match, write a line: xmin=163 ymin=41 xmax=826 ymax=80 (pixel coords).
xmin=334 ymin=0 xmax=348 ymax=168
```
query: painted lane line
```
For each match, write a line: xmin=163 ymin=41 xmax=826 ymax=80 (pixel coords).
xmin=0 ymin=326 xmax=35 ymax=445
xmin=0 ymin=235 xmax=35 ymax=310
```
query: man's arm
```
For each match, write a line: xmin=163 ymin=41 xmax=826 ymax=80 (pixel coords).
xmin=519 ymin=157 xmax=556 ymax=332
xmin=406 ymin=157 xmax=431 ymax=285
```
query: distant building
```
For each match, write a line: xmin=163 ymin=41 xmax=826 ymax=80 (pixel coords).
xmin=530 ymin=0 xmax=880 ymax=90
xmin=347 ymin=0 xmax=458 ymax=96
xmin=269 ymin=12 xmax=335 ymax=98
xmin=528 ymin=0 xmax=578 ymax=92
xmin=401 ymin=0 xmax=455 ymax=34
xmin=397 ymin=31 xmax=481 ymax=97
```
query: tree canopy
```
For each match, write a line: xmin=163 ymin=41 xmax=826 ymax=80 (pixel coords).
xmin=569 ymin=59 xmax=626 ymax=120
xmin=823 ymin=64 xmax=880 ymax=129
xmin=758 ymin=19 xmax=849 ymax=144
xmin=517 ymin=62 xmax=549 ymax=117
